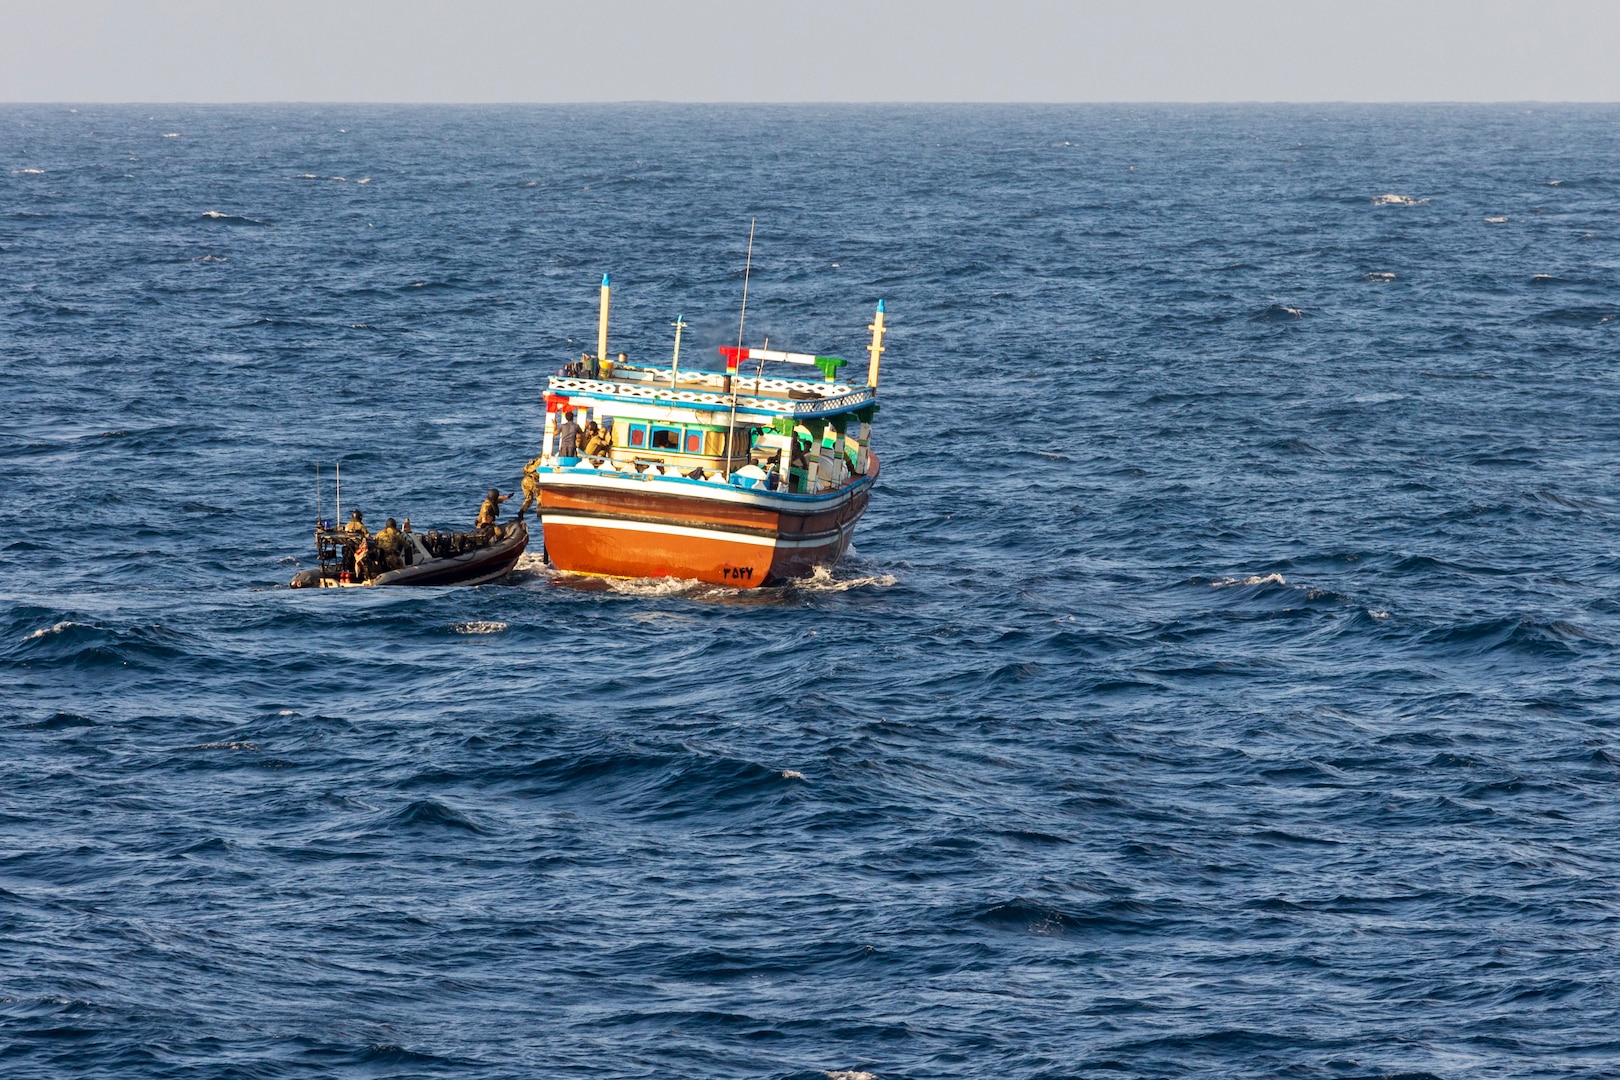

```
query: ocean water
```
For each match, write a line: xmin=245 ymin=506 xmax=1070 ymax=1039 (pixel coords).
xmin=4 ymin=103 xmax=1620 ymax=1079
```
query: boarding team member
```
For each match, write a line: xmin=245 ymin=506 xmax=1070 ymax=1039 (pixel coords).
xmin=518 ymin=455 xmax=544 ymax=516
xmin=580 ymin=420 xmax=609 ymax=457
xmin=374 ymin=518 xmax=406 ymax=571
xmin=477 ymin=488 xmax=511 ymax=533
xmin=346 ymin=509 xmax=369 ymax=536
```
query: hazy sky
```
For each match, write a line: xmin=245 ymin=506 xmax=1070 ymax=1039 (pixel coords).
xmin=3 ymin=0 xmax=1618 ymax=103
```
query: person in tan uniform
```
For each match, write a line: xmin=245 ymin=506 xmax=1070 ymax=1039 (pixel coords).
xmin=518 ymin=456 xmax=544 ymax=516
xmin=581 ymin=420 xmax=609 ymax=457
xmin=477 ymin=488 xmax=510 ymax=534
xmin=374 ymin=517 xmax=406 ymax=571
xmin=345 ymin=509 xmax=369 ymax=537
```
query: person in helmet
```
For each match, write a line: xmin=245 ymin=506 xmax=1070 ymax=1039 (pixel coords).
xmin=477 ymin=488 xmax=510 ymax=534
xmin=518 ymin=455 xmax=544 ymax=517
xmin=375 ymin=517 xmax=406 ymax=571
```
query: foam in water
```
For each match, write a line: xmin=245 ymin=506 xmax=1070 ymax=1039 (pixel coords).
xmin=1211 ymin=573 xmax=1287 ymax=588
xmin=452 ymin=621 xmax=508 ymax=635
xmin=782 ymin=770 xmax=806 ymax=780
xmin=606 ymin=575 xmax=706 ymax=597
xmin=1371 ymin=193 xmax=1427 ymax=205
xmin=794 ymin=565 xmax=898 ymax=592
xmin=24 ymin=620 xmax=80 ymax=641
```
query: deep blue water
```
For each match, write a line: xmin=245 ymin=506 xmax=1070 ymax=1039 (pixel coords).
xmin=4 ymin=104 xmax=1620 ymax=1079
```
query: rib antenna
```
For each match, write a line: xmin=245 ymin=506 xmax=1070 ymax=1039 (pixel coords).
xmin=724 ymin=219 xmax=756 ymax=475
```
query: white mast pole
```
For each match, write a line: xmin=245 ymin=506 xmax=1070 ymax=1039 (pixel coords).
xmin=670 ymin=314 xmax=686 ymax=388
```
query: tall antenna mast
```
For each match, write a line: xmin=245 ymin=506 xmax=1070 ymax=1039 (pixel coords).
xmin=735 ymin=219 xmax=755 ymax=365
xmin=670 ymin=313 xmax=686 ymax=388
xmin=724 ymin=219 xmax=755 ymax=474
xmin=315 ymin=463 xmax=322 ymax=527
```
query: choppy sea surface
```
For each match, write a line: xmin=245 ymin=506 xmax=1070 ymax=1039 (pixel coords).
xmin=4 ymin=104 xmax=1620 ymax=1079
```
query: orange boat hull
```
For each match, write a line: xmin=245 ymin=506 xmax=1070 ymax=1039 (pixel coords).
xmin=539 ymin=459 xmax=876 ymax=588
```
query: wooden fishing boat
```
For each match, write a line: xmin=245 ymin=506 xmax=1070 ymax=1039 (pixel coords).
xmin=535 ymin=275 xmax=887 ymax=588
xmin=289 ymin=519 xmax=528 ymax=588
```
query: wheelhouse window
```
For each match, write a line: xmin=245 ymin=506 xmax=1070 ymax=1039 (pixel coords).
xmin=626 ymin=423 xmax=648 ymax=448
xmin=651 ymin=426 xmax=681 ymax=450
xmin=684 ymin=431 xmax=703 ymax=454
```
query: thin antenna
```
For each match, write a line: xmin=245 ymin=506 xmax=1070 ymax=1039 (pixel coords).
xmin=724 ymin=219 xmax=755 ymax=474
xmin=335 ymin=461 xmax=341 ymax=527
xmin=315 ymin=462 xmax=322 ymax=527
xmin=670 ymin=313 xmax=686 ymax=388
xmin=735 ymin=218 xmax=755 ymax=360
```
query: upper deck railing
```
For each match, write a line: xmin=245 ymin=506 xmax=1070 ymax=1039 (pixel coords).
xmin=546 ymin=366 xmax=873 ymax=419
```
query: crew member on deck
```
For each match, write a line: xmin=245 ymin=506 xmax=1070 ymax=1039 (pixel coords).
xmin=477 ymin=488 xmax=511 ymax=533
xmin=518 ymin=455 xmax=544 ymax=516
xmin=346 ymin=510 xmax=369 ymax=536
xmin=556 ymin=411 xmax=581 ymax=459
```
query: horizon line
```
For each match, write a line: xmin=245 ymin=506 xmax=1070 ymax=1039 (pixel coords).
xmin=5 ymin=99 xmax=1620 ymax=107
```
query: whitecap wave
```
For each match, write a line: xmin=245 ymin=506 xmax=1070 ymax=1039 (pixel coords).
xmin=23 ymin=620 xmax=80 ymax=641
xmin=825 ymin=1072 xmax=877 ymax=1080
xmin=161 ymin=132 xmax=179 ymax=138
xmin=191 ymin=740 xmax=258 ymax=751
xmin=782 ymin=769 xmax=806 ymax=781
xmin=1212 ymin=573 xmax=1286 ymax=588
xmin=1484 ymin=216 xmax=1508 ymax=223
xmin=1372 ymin=193 xmax=1427 ymax=205
xmin=1364 ymin=271 xmax=1396 ymax=282
xmin=14 ymin=168 xmax=45 ymax=175
xmin=453 ymin=621 xmax=508 ymax=635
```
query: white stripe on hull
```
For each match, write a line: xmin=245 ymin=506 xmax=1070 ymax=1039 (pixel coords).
xmin=541 ymin=513 xmax=844 ymax=551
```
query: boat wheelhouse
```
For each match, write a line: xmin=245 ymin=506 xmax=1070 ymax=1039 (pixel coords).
xmin=535 ymin=277 xmax=887 ymax=587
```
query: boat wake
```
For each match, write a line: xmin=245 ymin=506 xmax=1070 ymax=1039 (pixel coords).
xmin=791 ymin=564 xmax=898 ymax=592
xmin=513 ymin=552 xmax=552 ymax=573
xmin=515 ymin=551 xmax=895 ymax=597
